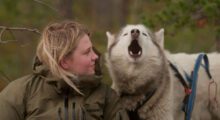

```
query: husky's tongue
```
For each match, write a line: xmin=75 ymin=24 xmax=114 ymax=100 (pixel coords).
xmin=128 ymin=40 xmax=142 ymax=58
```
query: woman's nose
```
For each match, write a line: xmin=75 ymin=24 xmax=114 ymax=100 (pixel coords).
xmin=92 ymin=50 xmax=98 ymax=60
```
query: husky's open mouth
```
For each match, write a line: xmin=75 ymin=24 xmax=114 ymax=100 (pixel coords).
xmin=128 ymin=39 xmax=142 ymax=58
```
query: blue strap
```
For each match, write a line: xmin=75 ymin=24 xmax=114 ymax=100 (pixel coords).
xmin=185 ymin=53 xmax=212 ymax=120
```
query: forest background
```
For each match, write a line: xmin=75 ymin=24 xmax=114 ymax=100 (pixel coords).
xmin=0 ymin=0 xmax=220 ymax=91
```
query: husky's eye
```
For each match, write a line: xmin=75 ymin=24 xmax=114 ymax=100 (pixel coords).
xmin=142 ymin=33 xmax=148 ymax=37
xmin=123 ymin=33 xmax=128 ymax=36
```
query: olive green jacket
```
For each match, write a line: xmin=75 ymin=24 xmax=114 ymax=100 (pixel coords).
xmin=0 ymin=59 xmax=128 ymax=120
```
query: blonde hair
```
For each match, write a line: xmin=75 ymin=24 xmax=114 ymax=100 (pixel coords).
xmin=36 ymin=20 xmax=89 ymax=94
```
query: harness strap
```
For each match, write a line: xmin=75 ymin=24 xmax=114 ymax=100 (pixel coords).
xmin=185 ymin=53 xmax=213 ymax=120
xmin=126 ymin=89 xmax=156 ymax=120
xmin=169 ymin=53 xmax=214 ymax=120
xmin=169 ymin=61 xmax=192 ymax=112
xmin=169 ymin=61 xmax=189 ymax=89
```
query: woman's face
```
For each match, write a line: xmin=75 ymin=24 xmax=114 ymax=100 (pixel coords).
xmin=62 ymin=34 xmax=98 ymax=76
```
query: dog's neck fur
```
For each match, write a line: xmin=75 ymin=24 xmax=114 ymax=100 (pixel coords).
xmin=138 ymin=65 xmax=173 ymax=119
xmin=119 ymin=60 xmax=173 ymax=120
xmin=107 ymin=46 xmax=173 ymax=119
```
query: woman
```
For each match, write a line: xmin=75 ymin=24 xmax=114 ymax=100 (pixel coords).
xmin=0 ymin=21 xmax=128 ymax=120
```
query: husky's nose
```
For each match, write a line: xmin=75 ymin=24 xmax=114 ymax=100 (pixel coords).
xmin=131 ymin=29 xmax=140 ymax=39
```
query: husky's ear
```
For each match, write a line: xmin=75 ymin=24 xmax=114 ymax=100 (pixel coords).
xmin=155 ymin=28 xmax=164 ymax=49
xmin=106 ymin=31 xmax=115 ymax=49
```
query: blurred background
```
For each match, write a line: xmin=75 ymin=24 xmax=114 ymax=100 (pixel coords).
xmin=0 ymin=0 xmax=220 ymax=91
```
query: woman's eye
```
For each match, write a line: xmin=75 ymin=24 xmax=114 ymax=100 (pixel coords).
xmin=85 ymin=50 xmax=90 ymax=54
xmin=84 ymin=49 xmax=91 ymax=55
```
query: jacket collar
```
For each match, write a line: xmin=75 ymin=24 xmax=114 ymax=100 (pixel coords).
xmin=32 ymin=56 xmax=103 ymax=96
xmin=44 ymin=74 xmax=102 ymax=96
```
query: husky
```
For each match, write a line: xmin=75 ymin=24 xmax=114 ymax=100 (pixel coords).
xmin=105 ymin=24 xmax=220 ymax=120
xmin=105 ymin=25 xmax=173 ymax=120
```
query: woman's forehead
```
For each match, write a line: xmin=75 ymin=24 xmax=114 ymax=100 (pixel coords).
xmin=76 ymin=35 xmax=92 ymax=49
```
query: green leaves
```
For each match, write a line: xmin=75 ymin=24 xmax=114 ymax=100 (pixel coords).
xmin=140 ymin=0 xmax=220 ymax=52
xmin=143 ymin=0 xmax=220 ymax=30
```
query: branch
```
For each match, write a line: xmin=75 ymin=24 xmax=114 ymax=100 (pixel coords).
xmin=33 ymin=0 xmax=58 ymax=12
xmin=0 ymin=26 xmax=41 ymax=43
xmin=0 ymin=26 xmax=40 ymax=34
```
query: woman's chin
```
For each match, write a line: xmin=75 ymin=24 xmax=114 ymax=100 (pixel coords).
xmin=83 ymin=70 xmax=95 ymax=76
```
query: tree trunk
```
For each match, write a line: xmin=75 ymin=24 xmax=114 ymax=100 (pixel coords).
xmin=90 ymin=0 xmax=113 ymax=29
xmin=90 ymin=0 xmax=129 ymax=30
xmin=113 ymin=0 xmax=129 ymax=27
xmin=57 ymin=0 xmax=73 ymax=19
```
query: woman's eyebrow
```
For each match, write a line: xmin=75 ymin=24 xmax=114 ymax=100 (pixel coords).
xmin=83 ymin=46 xmax=92 ymax=52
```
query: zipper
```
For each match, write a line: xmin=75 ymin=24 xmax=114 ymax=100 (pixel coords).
xmin=57 ymin=107 xmax=62 ymax=120
xmin=72 ymin=102 xmax=75 ymax=120
xmin=64 ymin=90 xmax=69 ymax=120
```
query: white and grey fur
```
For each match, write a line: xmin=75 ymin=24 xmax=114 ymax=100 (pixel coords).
xmin=105 ymin=25 xmax=173 ymax=120
xmin=105 ymin=24 xmax=220 ymax=120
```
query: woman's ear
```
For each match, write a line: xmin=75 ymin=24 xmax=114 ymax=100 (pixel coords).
xmin=60 ymin=58 xmax=70 ymax=70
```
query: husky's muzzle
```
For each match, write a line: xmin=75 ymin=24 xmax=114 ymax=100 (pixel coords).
xmin=128 ymin=29 xmax=142 ymax=58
